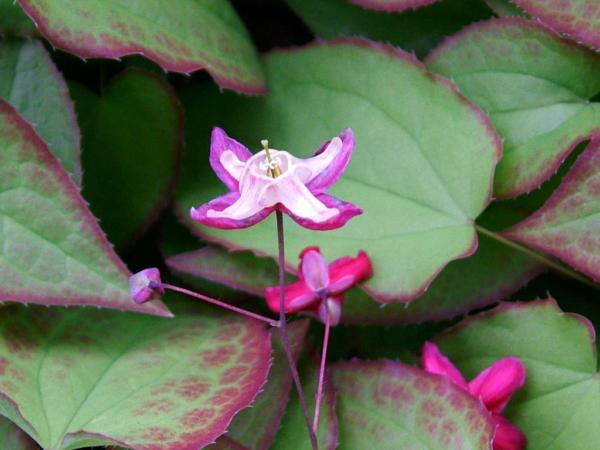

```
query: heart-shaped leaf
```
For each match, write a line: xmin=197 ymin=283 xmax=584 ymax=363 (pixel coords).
xmin=512 ymin=0 xmax=600 ymax=52
xmin=331 ymin=360 xmax=495 ymax=448
xmin=0 ymin=99 xmax=169 ymax=316
xmin=0 ymin=0 xmax=36 ymax=35
xmin=0 ymin=302 xmax=271 ymax=450
xmin=17 ymin=0 xmax=266 ymax=94
xmin=1 ymin=39 xmax=81 ymax=184
xmin=503 ymin=136 xmax=600 ymax=282
xmin=347 ymin=0 xmax=440 ymax=13
xmin=426 ymin=18 xmax=600 ymax=199
xmin=0 ymin=417 xmax=37 ymax=450
xmin=436 ymin=299 xmax=600 ymax=450
xmin=210 ymin=320 xmax=309 ymax=450
xmin=71 ymin=70 xmax=182 ymax=249
xmin=175 ymin=39 xmax=501 ymax=303
xmin=284 ymin=0 xmax=493 ymax=58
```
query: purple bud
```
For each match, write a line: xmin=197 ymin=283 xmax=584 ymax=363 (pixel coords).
xmin=128 ymin=268 xmax=163 ymax=304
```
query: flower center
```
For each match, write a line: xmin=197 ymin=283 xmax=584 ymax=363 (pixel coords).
xmin=261 ymin=139 xmax=282 ymax=178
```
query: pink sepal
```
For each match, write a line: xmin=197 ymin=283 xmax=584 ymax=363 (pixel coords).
xmin=209 ymin=127 xmax=252 ymax=191
xmin=328 ymin=250 xmax=373 ymax=294
xmin=129 ymin=268 xmax=163 ymax=304
xmin=421 ymin=342 xmax=469 ymax=390
xmin=492 ymin=414 xmax=527 ymax=450
xmin=308 ymin=128 xmax=355 ymax=192
xmin=190 ymin=192 xmax=275 ymax=230
xmin=469 ymin=357 xmax=526 ymax=414
xmin=283 ymin=194 xmax=362 ymax=230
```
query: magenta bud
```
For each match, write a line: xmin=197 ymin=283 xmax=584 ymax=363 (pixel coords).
xmin=129 ymin=268 xmax=163 ymax=304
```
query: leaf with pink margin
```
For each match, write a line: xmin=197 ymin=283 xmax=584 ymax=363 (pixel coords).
xmin=0 ymin=0 xmax=37 ymax=36
xmin=210 ymin=320 xmax=309 ymax=450
xmin=502 ymin=136 xmax=600 ymax=283
xmin=484 ymin=0 xmax=527 ymax=17
xmin=70 ymin=70 xmax=182 ymax=250
xmin=0 ymin=39 xmax=81 ymax=184
xmin=435 ymin=299 xmax=600 ymax=449
xmin=0 ymin=302 xmax=271 ymax=450
xmin=0 ymin=417 xmax=37 ymax=450
xmin=271 ymin=357 xmax=338 ymax=450
xmin=175 ymin=39 xmax=501 ymax=304
xmin=0 ymin=99 xmax=169 ymax=316
xmin=427 ymin=18 xmax=600 ymax=199
xmin=512 ymin=0 xmax=600 ymax=52
xmin=331 ymin=360 xmax=495 ymax=448
xmin=347 ymin=0 xmax=440 ymax=13
xmin=17 ymin=0 xmax=266 ymax=95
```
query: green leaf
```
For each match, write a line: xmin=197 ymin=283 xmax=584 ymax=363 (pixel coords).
xmin=71 ymin=70 xmax=182 ymax=250
xmin=513 ymin=0 xmax=600 ymax=52
xmin=0 ymin=302 xmax=272 ymax=450
xmin=0 ymin=99 xmax=169 ymax=316
xmin=436 ymin=299 xmax=600 ymax=450
xmin=0 ymin=39 xmax=81 ymax=184
xmin=503 ymin=137 xmax=600 ymax=283
xmin=0 ymin=417 xmax=37 ymax=450
xmin=0 ymin=0 xmax=36 ymax=35
xmin=347 ymin=0 xmax=440 ymax=13
xmin=284 ymin=0 xmax=492 ymax=58
xmin=272 ymin=357 xmax=338 ymax=450
xmin=331 ymin=359 xmax=495 ymax=449
xmin=427 ymin=18 xmax=600 ymax=199
xmin=484 ymin=0 xmax=527 ymax=16
xmin=175 ymin=39 xmax=500 ymax=303
xmin=210 ymin=320 xmax=309 ymax=450
xmin=17 ymin=0 xmax=266 ymax=94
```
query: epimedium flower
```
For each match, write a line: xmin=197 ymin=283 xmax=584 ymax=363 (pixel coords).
xmin=190 ymin=127 xmax=362 ymax=230
xmin=422 ymin=342 xmax=527 ymax=450
xmin=129 ymin=267 xmax=163 ymax=304
xmin=264 ymin=246 xmax=373 ymax=325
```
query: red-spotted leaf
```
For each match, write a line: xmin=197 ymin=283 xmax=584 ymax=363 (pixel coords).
xmin=512 ymin=0 xmax=600 ymax=52
xmin=436 ymin=299 xmax=600 ymax=450
xmin=0 ymin=99 xmax=169 ymax=316
xmin=0 ymin=0 xmax=36 ymax=36
xmin=331 ymin=360 xmax=495 ymax=448
xmin=1 ymin=39 xmax=81 ymax=184
xmin=503 ymin=137 xmax=600 ymax=283
xmin=17 ymin=0 xmax=266 ymax=94
xmin=0 ymin=303 xmax=271 ymax=450
xmin=427 ymin=18 xmax=600 ymax=199
xmin=0 ymin=417 xmax=37 ymax=450
xmin=71 ymin=70 xmax=182 ymax=249
xmin=272 ymin=357 xmax=338 ymax=450
xmin=210 ymin=320 xmax=309 ymax=450
xmin=347 ymin=0 xmax=440 ymax=13
xmin=175 ymin=39 xmax=501 ymax=303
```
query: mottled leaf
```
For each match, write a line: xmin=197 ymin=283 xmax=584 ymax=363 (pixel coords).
xmin=436 ymin=299 xmax=600 ymax=450
xmin=211 ymin=320 xmax=309 ymax=450
xmin=347 ymin=0 xmax=439 ymax=13
xmin=18 ymin=0 xmax=266 ymax=94
xmin=285 ymin=0 xmax=492 ymax=58
xmin=0 ymin=0 xmax=36 ymax=36
xmin=484 ymin=0 xmax=527 ymax=16
xmin=427 ymin=18 xmax=600 ymax=198
xmin=175 ymin=39 xmax=501 ymax=303
xmin=71 ymin=70 xmax=182 ymax=249
xmin=503 ymin=136 xmax=600 ymax=283
xmin=0 ymin=302 xmax=271 ymax=450
xmin=331 ymin=360 xmax=495 ymax=449
xmin=0 ymin=417 xmax=37 ymax=450
xmin=272 ymin=357 xmax=337 ymax=450
xmin=0 ymin=39 xmax=80 ymax=184
xmin=0 ymin=99 xmax=169 ymax=316
xmin=513 ymin=0 xmax=600 ymax=52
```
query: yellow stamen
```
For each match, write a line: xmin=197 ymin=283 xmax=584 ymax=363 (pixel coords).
xmin=261 ymin=139 xmax=282 ymax=178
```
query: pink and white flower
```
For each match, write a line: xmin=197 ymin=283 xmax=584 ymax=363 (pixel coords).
xmin=422 ymin=342 xmax=527 ymax=450
xmin=129 ymin=268 xmax=163 ymax=304
xmin=190 ymin=127 xmax=362 ymax=230
xmin=265 ymin=247 xmax=373 ymax=325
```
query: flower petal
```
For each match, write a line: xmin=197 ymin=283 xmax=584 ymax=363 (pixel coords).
xmin=190 ymin=192 xmax=274 ymax=229
xmin=300 ymin=247 xmax=330 ymax=292
xmin=492 ymin=415 xmax=527 ymax=450
xmin=306 ymin=128 xmax=355 ymax=192
xmin=210 ymin=127 xmax=253 ymax=191
xmin=318 ymin=296 xmax=343 ymax=326
xmin=469 ymin=357 xmax=526 ymax=414
xmin=128 ymin=268 xmax=163 ymax=304
xmin=284 ymin=193 xmax=362 ymax=231
xmin=264 ymin=281 xmax=317 ymax=314
xmin=328 ymin=250 xmax=373 ymax=294
xmin=421 ymin=342 xmax=469 ymax=390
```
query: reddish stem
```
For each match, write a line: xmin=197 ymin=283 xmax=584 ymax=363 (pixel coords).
xmin=161 ymin=283 xmax=279 ymax=328
xmin=276 ymin=211 xmax=319 ymax=450
xmin=313 ymin=299 xmax=331 ymax=435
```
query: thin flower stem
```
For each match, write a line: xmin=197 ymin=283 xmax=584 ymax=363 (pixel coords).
xmin=313 ymin=296 xmax=331 ymax=436
xmin=276 ymin=211 xmax=319 ymax=450
xmin=161 ymin=283 xmax=280 ymax=328
xmin=475 ymin=224 xmax=599 ymax=290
